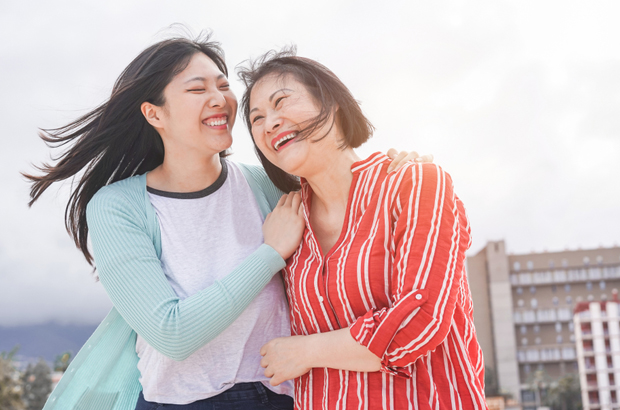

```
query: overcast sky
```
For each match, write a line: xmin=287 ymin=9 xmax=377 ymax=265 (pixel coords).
xmin=1 ymin=0 xmax=619 ymax=326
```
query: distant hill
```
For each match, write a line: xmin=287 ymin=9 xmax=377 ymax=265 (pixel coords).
xmin=0 ymin=322 xmax=98 ymax=366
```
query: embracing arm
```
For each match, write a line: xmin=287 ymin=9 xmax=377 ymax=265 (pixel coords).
xmin=87 ymin=186 xmax=301 ymax=361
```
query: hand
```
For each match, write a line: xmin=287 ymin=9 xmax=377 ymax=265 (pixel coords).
xmin=260 ymin=336 xmax=312 ymax=386
xmin=386 ymin=149 xmax=434 ymax=173
xmin=263 ymin=191 xmax=305 ymax=260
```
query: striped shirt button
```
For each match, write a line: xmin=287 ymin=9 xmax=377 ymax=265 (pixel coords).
xmin=415 ymin=294 xmax=422 ymax=300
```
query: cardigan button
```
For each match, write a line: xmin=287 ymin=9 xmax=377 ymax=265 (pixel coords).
xmin=415 ymin=294 xmax=422 ymax=300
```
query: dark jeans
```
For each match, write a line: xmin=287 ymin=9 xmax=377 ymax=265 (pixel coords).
xmin=134 ymin=382 xmax=294 ymax=410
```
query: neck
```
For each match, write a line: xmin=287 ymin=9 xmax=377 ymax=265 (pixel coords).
xmin=147 ymin=145 xmax=223 ymax=193
xmin=305 ymin=148 xmax=361 ymax=213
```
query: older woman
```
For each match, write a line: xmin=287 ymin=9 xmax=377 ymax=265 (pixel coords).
xmin=240 ymin=51 xmax=486 ymax=409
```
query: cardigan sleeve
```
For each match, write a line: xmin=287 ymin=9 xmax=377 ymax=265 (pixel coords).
xmin=86 ymin=186 xmax=286 ymax=361
xmin=349 ymin=163 xmax=471 ymax=376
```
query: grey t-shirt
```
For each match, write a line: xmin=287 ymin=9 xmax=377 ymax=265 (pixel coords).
xmin=137 ymin=160 xmax=292 ymax=404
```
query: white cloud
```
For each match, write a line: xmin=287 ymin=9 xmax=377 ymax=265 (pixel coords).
xmin=1 ymin=0 xmax=619 ymax=325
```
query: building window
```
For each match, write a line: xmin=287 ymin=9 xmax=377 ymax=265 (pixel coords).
xmin=538 ymin=363 xmax=544 ymax=371
xmin=600 ymin=281 xmax=606 ymax=290
xmin=562 ymin=259 xmax=568 ymax=267
xmin=597 ymin=255 xmax=604 ymax=264
xmin=549 ymin=260 xmax=555 ymax=268
xmin=602 ymin=294 xmax=608 ymax=300
xmin=535 ymin=337 xmax=541 ymax=345
xmin=566 ymin=296 xmax=573 ymax=304
xmin=527 ymin=261 xmax=534 ymax=270
xmin=514 ymin=261 xmax=521 ymax=271
xmin=551 ymin=285 xmax=557 ymax=293
xmin=518 ymin=299 xmax=525 ymax=307
xmin=517 ymin=287 xmax=523 ymax=295
xmin=521 ymin=325 xmax=527 ymax=334
xmin=584 ymin=256 xmax=590 ymax=265
xmin=531 ymin=298 xmax=538 ymax=308
xmin=523 ymin=365 xmax=531 ymax=376
xmin=568 ymin=322 xmax=574 ymax=331
xmin=534 ymin=325 xmax=540 ymax=333
xmin=570 ymin=334 xmax=575 ymax=342
xmin=522 ymin=337 xmax=528 ymax=346
xmin=552 ymin=296 xmax=559 ymax=305
xmin=530 ymin=286 xmax=537 ymax=294
xmin=587 ymin=282 xmax=593 ymax=291
xmin=588 ymin=295 xmax=594 ymax=301
xmin=565 ymin=284 xmax=571 ymax=292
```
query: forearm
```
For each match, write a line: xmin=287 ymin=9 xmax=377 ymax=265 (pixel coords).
xmin=305 ymin=329 xmax=381 ymax=372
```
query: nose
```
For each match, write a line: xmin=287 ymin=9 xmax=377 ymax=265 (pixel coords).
xmin=207 ymin=89 xmax=226 ymax=108
xmin=264 ymin=112 xmax=282 ymax=135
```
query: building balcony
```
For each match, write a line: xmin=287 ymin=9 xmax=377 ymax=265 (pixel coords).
xmin=510 ymin=265 xmax=620 ymax=287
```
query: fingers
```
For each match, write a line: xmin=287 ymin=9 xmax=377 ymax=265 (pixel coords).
xmin=387 ymin=150 xmax=416 ymax=173
xmin=415 ymin=153 xmax=434 ymax=163
xmin=402 ymin=151 xmax=420 ymax=163
xmin=386 ymin=148 xmax=398 ymax=159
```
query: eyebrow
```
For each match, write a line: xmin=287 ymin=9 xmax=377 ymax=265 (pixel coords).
xmin=249 ymin=88 xmax=293 ymax=114
xmin=184 ymin=74 xmax=226 ymax=84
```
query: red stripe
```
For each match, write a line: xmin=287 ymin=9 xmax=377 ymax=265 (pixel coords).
xmin=285 ymin=154 xmax=486 ymax=409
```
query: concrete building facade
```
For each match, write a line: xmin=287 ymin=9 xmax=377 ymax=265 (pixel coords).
xmin=574 ymin=299 xmax=620 ymax=409
xmin=467 ymin=241 xmax=620 ymax=408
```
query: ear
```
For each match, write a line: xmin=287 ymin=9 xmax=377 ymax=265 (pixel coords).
xmin=141 ymin=101 xmax=164 ymax=129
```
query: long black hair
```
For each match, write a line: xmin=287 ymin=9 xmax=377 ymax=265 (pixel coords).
xmin=238 ymin=47 xmax=374 ymax=193
xmin=24 ymin=33 xmax=228 ymax=265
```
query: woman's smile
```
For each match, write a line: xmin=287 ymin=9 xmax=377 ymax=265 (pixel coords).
xmin=272 ymin=131 xmax=299 ymax=151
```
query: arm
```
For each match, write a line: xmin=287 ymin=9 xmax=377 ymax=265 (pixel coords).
xmin=261 ymin=163 xmax=469 ymax=382
xmin=87 ymin=187 xmax=303 ymax=361
xmin=349 ymin=162 xmax=470 ymax=374
xmin=260 ymin=329 xmax=380 ymax=386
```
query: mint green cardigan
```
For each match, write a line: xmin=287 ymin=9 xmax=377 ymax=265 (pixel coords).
xmin=43 ymin=163 xmax=285 ymax=410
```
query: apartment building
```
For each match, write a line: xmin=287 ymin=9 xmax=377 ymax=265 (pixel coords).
xmin=467 ymin=241 xmax=620 ymax=408
xmin=574 ymin=298 xmax=620 ymax=409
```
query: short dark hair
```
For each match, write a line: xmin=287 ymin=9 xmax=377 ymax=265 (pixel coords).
xmin=238 ymin=47 xmax=374 ymax=193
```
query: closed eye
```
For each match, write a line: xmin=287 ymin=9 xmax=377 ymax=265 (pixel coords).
xmin=275 ymin=96 xmax=286 ymax=107
xmin=251 ymin=115 xmax=264 ymax=124
xmin=187 ymin=88 xmax=205 ymax=92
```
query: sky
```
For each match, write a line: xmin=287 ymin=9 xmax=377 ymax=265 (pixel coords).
xmin=1 ymin=0 xmax=619 ymax=326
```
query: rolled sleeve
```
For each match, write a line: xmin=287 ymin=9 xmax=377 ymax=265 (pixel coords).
xmin=349 ymin=163 xmax=469 ymax=375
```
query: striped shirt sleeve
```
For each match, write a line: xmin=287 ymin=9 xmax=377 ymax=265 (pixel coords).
xmin=349 ymin=163 xmax=470 ymax=375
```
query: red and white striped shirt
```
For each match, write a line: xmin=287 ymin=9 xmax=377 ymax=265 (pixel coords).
xmin=284 ymin=152 xmax=486 ymax=410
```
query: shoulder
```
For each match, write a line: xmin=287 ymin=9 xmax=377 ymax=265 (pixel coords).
xmin=388 ymin=162 xmax=453 ymax=190
xmin=234 ymin=162 xmax=282 ymax=192
xmin=381 ymin=162 xmax=458 ymax=211
xmin=87 ymin=174 xmax=146 ymax=221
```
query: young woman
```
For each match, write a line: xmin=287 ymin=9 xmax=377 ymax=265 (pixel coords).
xmin=26 ymin=35 xmax=422 ymax=410
xmin=240 ymin=51 xmax=487 ymax=409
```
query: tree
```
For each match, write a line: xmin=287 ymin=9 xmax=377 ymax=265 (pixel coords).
xmin=544 ymin=374 xmax=583 ymax=410
xmin=53 ymin=352 xmax=72 ymax=373
xmin=21 ymin=359 xmax=52 ymax=410
xmin=0 ymin=347 xmax=25 ymax=410
xmin=484 ymin=366 xmax=513 ymax=400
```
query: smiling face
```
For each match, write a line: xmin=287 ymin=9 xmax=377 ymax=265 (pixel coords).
xmin=155 ymin=52 xmax=237 ymax=157
xmin=249 ymin=73 xmax=341 ymax=177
